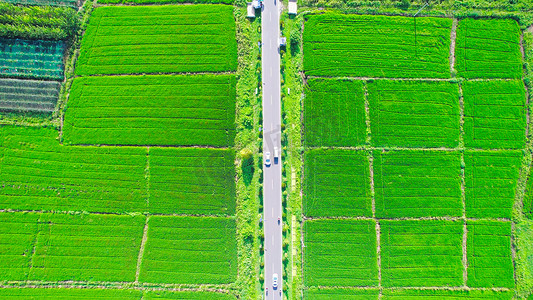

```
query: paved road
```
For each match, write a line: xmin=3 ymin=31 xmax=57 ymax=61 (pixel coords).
xmin=261 ymin=0 xmax=282 ymax=298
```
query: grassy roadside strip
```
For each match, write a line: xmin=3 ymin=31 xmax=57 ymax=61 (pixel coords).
xmin=280 ymin=10 xmax=305 ymax=299
xmin=233 ymin=6 xmax=262 ymax=299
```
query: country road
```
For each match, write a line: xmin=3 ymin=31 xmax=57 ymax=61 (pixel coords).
xmin=261 ymin=0 xmax=282 ymax=297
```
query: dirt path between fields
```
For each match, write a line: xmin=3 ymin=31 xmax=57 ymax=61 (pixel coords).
xmin=450 ymin=19 xmax=458 ymax=75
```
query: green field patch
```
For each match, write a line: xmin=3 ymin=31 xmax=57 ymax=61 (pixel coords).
xmin=304 ymin=78 xmax=366 ymax=147
xmin=304 ymin=219 xmax=378 ymax=287
xmin=382 ymin=288 xmax=514 ymax=299
xmin=380 ymin=220 xmax=463 ymax=287
xmin=303 ymin=149 xmax=371 ymax=217
xmin=0 ymin=39 xmax=64 ymax=80
xmin=455 ymin=18 xmax=522 ymax=79
xmin=464 ymin=150 xmax=522 ymax=218
xmin=368 ymin=80 xmax=460 ymax=148
xmin=0 ymin=212 xmax=40 ymax=280
xmin=0 ymin=78 xmax=60 ymax=113
xmin=139 ymin=216 xmax=237 ymax=284
xmin=373 ymin=150 xmax=462 ymax=218
xmin=303 ymin=14 xmax=452 ymax=78
xmin=0 ymin=288 xmax=142 ymax=299
xmin=467 ymin=220 xmax=514 ymax=288
xmin=0 ymin=126 xmax=148 ymax=213
xmin=0 ymin=0 xmax=78 ymax=7
xmin=304 ymin=287 xmax=379 ymax=299
xmin=64 ymin=75 xmax=236 ymax=147
xmin=149 ymin=147 xmax=235 ymax=215
xmin=75 ymin=5 xmax=237 ymax=76
xmin=463 ymin=80 xmax=526 ymax=149
xmin=28 ymin=213 xmax=145 ymax=282
xmin=144 ymin=290 xmax=236 ymax=299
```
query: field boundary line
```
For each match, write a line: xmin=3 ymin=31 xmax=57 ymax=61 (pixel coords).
xmin=458 ymin=81 xmax=468 ymax=286
xmin=64 ymin=143 xmax=233 ymax=149
xmin=303 ymin=146 xmax=525 ymax=152
xmin=0 ymin=283 xmax=235 ymax=293
xmin=306 ymin=75 xmax=519 ymax=82
xmin=135 ymin=215 xmax=150 ymax=283
xmin=449 ymin=18 xmax=458 ymax=76
xmin=26 ymin=214 xmax=43 ymax=280
xmin=94 ymin=2 xmax=235 ymax=7
xmin=305 ymin=285 xmax=511 ymax=291
xmin=0 ymin=210 xmax=235 ymax=218
xmin=303 ymin=215 xmax=512 ymax=222
xmin=376 ymin=220 xmax=382 ymax=296
xmin=145 ymin=146 xmax=151 ymax=208
xmin=75 ymin=71 xmax=237 ymax=78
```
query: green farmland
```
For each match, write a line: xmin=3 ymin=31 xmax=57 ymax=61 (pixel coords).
xmin=0 ymin=78 xmax=60 ymax=112
xmin=64 ymin=75 xmax=236 ymax=147
xmin=75 ymin=5 xmax=237 ymax=76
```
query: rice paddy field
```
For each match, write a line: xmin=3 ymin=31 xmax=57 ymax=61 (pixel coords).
xmin=301 ymin=13 xmax=530 ymax=299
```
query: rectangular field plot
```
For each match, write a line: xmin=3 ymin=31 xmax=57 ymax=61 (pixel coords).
xmin=464 ymin=151 xmax=522 ymax=218
xmin=455 ymin=18 xmax=522 ymax=79
xmin=0 ymin=288 xmax=142 ymax=299
xmin=304 ymin=78 xmax=366 ymax=147
xmin=368 ymin=80 xmax=460 ymax=148
xmin=463 ymin=80 xmax=526 ymax=149
xmin=0 ymin=213 xmax=39 ymax=281
xmin=382 ymin=289 xmax=514 ymax=299
xmin=75 ymin=5 xmax=237 ymax=75
xmin=373 ymin=150 xmax=462 ymax=218
xmin=149 ymin=147 xmax=235 ymax=215
xmin=380 ymin=220 xmax=463 ymax=287
xmin=467 ymin=220 xmax=514 ymax=288
xmin=28 ymin=214 xmax=145 ymax=282
xmin=303 ymin=14 xmax=452 ymax=78
xmin=139 ymin=216 xmax=237 ymax=284
xmin=0 ymin=78 xmax=61 ymax=113
xmin=303 ymin=219 xmax=378 ymax=287
xmin=304 ymin=288 xmax=379 ymax=300
xmin=64 ymin=75 xmax=236 ymax=147
xmin=0 ymin=126 xmax=148 ymax=213
xmin=0 ymin=39 xmax=64 ymax=80
xmin=303 ymin=149 xmax=371 ymax=217
xmin=144 ymin=291 xmax=236 ymax=300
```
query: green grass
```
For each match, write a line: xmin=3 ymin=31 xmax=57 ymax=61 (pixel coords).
xmin=64 ymin=75 xmax=236 ymax=147
xmin=467 ymin=220 xmax=514 ymax=288
xmin=0 ymin=39 xmax=65 ymax=80
xmin=380 ymin=220 xmax=463 ymax=287
xmin=0 ymin=288 xmax=142 ymax=299
xmin=524 ymin=171 xmax=533 ymax=217
xmin=464 ymin=150 xmax=522 ymax=218
xmin=368 ymin=80 xmax=460 ymax=148
xmin=148 ymin=147 xmax=236 ymax=215
xmin=303 ymin=219 xmax=378 ymax=287
xmin=303 ymin=149 xmax=371 ymax=217
xmin=28 ymin=214 xmax=145 ymax=282
xmin=75 ymin=5 xmax=237 ymax=76
xmin=0 ymin=126 xmax=149 ymax=213
xmin=382 ymin=289 xmax=514 ymax=299
xmin=139 ymin=216 xmax=237 ymax=284
xmin=144 ymin=291 xmax=236 ymax=299
xmin=303 ymin=14 xmax=452 ymax=78
xmin=373 ymin=150 xmax=462 ymax=218
xmin=463 ymin=80 xmax=526 ymax=149
xmin=0 ymin=212 xmax=40 ymax=280
xmin=455 ymin=18 xmax=522 ymax=79
xmin=303 ymin=78 xmax=366 ymax=147
xmin=0 ymin=78 xmax=61 ymax=113
xmin=304 ymin=287 xmax=379 ymax=299
xmin=99 ymin=0 xmax=232 ymax=4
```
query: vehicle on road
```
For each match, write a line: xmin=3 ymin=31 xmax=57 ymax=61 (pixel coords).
xmin=274 ymin=147 xmax=279 ymax=164
xmin=273 ymin=273 xmax=278 ymax=289
xmin=278 ymin=217 xmax=280 ymax=224
xmin=265 ymin=152 xmax=271 ymax=167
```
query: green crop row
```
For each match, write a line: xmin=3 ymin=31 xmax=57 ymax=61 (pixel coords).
xmin=63 ymin=74 xmax=236 ymax=147
xmin=304 ymin=219 xmax=513 ymax=289
xmin=303 ymin=219 xmax=378 ymax=287
xmin=304 ymin=79 xmax=526 ymax=149
xmin=0 ymin=38 xmax=65 ymax=80
xmin=304 ymin=288 xmax=513 ymax=299
xmin=303 ymin=149 xmax=371 ymax=217
xmin=0 ymin=212 xmax=236 ymax=284
xmin=75 ymin=5 xmax=237 ymax=76
xmin=0 ymin=126 xmax=235 ymax=215
xmin=0 ymin=288 xmax=236 ymax=299
xmin=456 ymin=18 xmax=522 ymax=79
xmin=303 ymin=14 xmax=452 ymax=78
xmin=0 ymin=78 xmax=61 ymax=112
xmin=139 ymin=216 xmax=237 ymax=284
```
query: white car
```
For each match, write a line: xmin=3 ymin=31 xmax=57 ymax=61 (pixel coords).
xmin=273 ymin=273 xmax=279 ymax=288
xmin=265 ymin=152 xmax=271 ymax=167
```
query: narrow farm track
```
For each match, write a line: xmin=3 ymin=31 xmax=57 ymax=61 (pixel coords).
xmin=261 ymin=0 xmax=283 ymax=297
